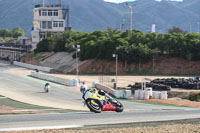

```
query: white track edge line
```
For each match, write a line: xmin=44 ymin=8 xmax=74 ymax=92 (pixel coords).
xmin=0 ymin=125 xmax=84 ymax=132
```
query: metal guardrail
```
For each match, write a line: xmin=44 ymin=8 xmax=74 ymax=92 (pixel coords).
xmin=35 ymin=4 xmax=69 ymax=9
xmin=0 ymin=43 xmax=32 ymax=51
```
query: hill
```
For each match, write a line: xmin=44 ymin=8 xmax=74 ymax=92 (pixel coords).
xmin=0 ymin=0 xmax=199 ymax=36
xmin=72 ymin=56 xmax=200 ymax=75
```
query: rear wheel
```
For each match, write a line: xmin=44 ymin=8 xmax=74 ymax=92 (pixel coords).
xmin=86 ymin=99 xmax=102 ymax=113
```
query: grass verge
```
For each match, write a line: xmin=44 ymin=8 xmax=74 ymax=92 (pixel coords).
xmin=79 ymin=118 xmax=200 ymax=130
xmin=0 ymin=96 xmax=84 ymax=114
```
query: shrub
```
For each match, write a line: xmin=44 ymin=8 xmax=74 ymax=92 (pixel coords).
xmin=188 ymin=92 xmax=200 ymax=102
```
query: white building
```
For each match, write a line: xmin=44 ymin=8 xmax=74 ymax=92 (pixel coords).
xmin=31 ymin=2 xmax=69 ymax=45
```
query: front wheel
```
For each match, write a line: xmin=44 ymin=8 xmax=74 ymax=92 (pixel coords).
xmin=86 ymin=99 xmax=102 ymax=113
xmin=112 ymin=100 xmax=123 ymax=112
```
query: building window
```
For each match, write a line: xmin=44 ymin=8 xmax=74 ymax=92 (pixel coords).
xmin=48 ymin=21 xmax=52 ymax=29
xmin=53 ymin=21 xmax=59 ymax=27
xmin=53 ymin=21 xmax=64 ymax=28
xmin=42 ymin=21 xmax=47 ymax=29
xmin=39 ymin=10 xmax=41 ymax=16
xmin=59 ymin=21 xmax=64 ymax=27
xmin=42 ymin=10 xmax=47 ymax=16
xmin=40 ymin=33 xmax=47 ymax=39
xmin=53 ymin=10 xmax=58 ymax=16
xmin=48 ymin=10 xmax=52 ymax=16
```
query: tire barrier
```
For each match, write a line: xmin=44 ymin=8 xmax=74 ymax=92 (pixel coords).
xmin=128 ymin=82 xmax=171 ymax=91
xmin=129 ymin=77 xmax=200 ymax=91
xmin=151 ymin=77 xmax=200 ymax=90
xmin=31 ymin=71 xmax=79 ymax=87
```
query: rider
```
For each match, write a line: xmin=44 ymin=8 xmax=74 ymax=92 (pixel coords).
xmin=80 ymin=83 xmax=105 ymax=101
xmin=44 ymin=83 xmax=50 ymax=93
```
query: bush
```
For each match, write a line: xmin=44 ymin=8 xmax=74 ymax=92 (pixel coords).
xmin=188 ymin=92 xmax=200 ymax=102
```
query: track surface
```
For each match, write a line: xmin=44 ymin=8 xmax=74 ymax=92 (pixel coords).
xmin=0 ymin=61 xmax=200 ymax=130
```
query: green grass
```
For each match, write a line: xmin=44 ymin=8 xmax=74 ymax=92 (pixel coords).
xmin=21 ymin=51 xmax=51 ymax=61
xmin=188 ymin=92 xmax=200 ymax=102
xmin=0 ymin=113 xmax=34 ymax=115
xmin=0 ymin=97 xmax=56 ymax=109
xmin=33 ymin=55 xmax=49 ymax=61
xmin=0 ymin=95 xmax=85 ymax=113
xmin=78 ymin=118 xmax=200 ymax=130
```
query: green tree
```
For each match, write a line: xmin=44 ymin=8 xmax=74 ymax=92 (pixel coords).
xmin=105 ymin=27 xmax=120 ymax=39
xmin=34 ymin=38 xmax=55 ymax=52
xmin=11 ymin=27 xmax=24 ymax=38
xmin=0 ymin=28 xmax=11 ymax=39
xmin=168 ymin=26 xmax=187 ymax=34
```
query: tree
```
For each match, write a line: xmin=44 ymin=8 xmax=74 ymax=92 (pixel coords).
xmin=105 ymin=27 xmax=120 ymax=39
xmin=34 ymin=38 xmax=55 ymax=52
xmin=168 ymin=26 xmax=187 ymax=34
xmin=0 ymin=28 xmax=11 ymax=39
xmin=11 ymin=27 xmax=24 ymax=38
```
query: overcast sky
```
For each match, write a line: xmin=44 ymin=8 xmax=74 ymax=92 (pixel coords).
xmin=104 ymin=0 xmax=183 ymax=3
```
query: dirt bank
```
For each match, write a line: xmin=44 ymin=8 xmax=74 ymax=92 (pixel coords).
xmin=73 ymin=57 xmax=200 ymax=75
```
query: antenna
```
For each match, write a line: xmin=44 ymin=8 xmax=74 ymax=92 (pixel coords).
xmin=58 ymin=0 xmax=61 ymax=7
xmin=42 ymin=0 xmax=45 ymax=7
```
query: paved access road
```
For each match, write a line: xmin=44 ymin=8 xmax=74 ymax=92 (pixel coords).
xmin=0 ymin=61 xmax=200 ymax=131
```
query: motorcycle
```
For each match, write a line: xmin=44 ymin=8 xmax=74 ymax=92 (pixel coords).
xmin=81 ymin=87 xmax=123 ymax=113
xmin=44 ymin=83 xmax=50 ymax=93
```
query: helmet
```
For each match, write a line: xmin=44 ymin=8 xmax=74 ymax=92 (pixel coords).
xmin=80 ymin=85 xmax=88 ymax=94
xmin=98 ymin=90 xmax=105 ymax=96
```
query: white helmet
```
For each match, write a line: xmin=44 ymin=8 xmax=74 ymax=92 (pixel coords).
xmin=80 ymin=85 xmax=88 ymax=94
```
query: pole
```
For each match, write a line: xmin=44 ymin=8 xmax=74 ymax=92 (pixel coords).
xmin=42 ymin=0 xmax=45 ymax=7
xmin=189 ymin=23 xmax=192 ymax=33
xmin=58 ymin=0 xmax=61 ymax=7
xmin=129 ymin=7 xmax=132 ymax=37
xmin=116 ymin=55 xmax=118 ymax=90
xmin=76 ymin=48 xmax=78 ymax=77
xmin=126 ymin=3 xmax=135 ymax=39
xmin=198 ymin=22 xmax=200 ymax=34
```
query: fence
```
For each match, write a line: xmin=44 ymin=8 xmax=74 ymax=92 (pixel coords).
xmin=98 ymin=76 xmax=114 ymax=88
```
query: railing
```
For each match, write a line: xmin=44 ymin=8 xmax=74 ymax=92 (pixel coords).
xmin=35 ymin=4 xmax=69 ymax=9
xmin=0 ymin=43 xmax=32 ymax=51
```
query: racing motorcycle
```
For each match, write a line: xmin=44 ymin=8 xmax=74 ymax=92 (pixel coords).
xmin=81 ymin=86 xmax=123 ymax=113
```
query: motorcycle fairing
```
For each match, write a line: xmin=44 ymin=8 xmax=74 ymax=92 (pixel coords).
xmin=102 ymin=102 xmax=116 ymax=111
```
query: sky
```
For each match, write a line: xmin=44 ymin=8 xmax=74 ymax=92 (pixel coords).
xmin=104 ymin=0 xmax=183 ymax=3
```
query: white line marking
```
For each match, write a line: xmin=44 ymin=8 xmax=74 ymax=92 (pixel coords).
xmin=0 ymin=97 xmax=7 ymax=99
xmin=13 ymin=109 xmax=66 ymax=112
xmin=0 ymin=125 xmax=84 ymax=132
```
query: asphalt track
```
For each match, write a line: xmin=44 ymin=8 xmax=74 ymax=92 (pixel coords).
xmin=0 ymin=61 xmax=200 ymax=131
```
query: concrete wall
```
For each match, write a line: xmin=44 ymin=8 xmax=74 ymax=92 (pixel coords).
xmin=14 ymin=61 xmax=53 ymax=73
xmin=96 ymin=83 xmax=115 ymax=95
xmin=96 ymin=83 xmax=132 ymax=99
xmin=31 ymin=71 xmax=79 ymax=87
xmin=39 ymin=52 xmax=86 ymax=73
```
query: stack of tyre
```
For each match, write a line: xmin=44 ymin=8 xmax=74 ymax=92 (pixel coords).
xmin=128 ymin=81 xmax=171 ymax=91
xmin=128 ymin=77 xmax=200 ymax=91
xmin=151 ymin=77 xmax=200 ymax=90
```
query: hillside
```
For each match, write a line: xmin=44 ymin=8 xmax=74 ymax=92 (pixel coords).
xmin=72 ymin=57 xmax=200 ymax=75
xmin=0 ymin=0 xmax=199 ymax=36
xmin=20 ymin=51 xmax=200 ymax=75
